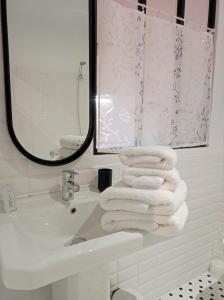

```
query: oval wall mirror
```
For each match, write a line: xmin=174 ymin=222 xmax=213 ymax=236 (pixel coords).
xmin=1 ymin=0 xmax=96 ymax=166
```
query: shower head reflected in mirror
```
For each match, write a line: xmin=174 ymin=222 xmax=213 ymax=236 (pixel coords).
xmin=78 ymin=61 xmax=87 ymax=80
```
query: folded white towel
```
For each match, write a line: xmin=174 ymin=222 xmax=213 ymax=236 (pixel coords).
xmin=60 ymin=135 xmax=85 ymax=150
xmin=57 ymin=147 xmax=76 ymax=158
xmin=100 ymin=180 xmax=187 ymax=216
xmin=123 ymin=167 xmax=180 ymax=191
xmin=119 ymin=146 xmax=177 ymax=170
xmin=101 ymin=202 xmax=188 ymax=237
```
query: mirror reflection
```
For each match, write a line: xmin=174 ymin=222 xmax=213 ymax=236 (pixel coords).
xmin=7 ymin=0 xmax=89 ymax=160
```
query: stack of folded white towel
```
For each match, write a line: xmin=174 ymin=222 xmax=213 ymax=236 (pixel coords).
xmin=54 ymin=135 xmax=85 ymax=158
xmin=99 ymin=146 xmax=188 ymax=237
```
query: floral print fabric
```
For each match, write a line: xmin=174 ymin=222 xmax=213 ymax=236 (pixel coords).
xmin=96 ymin=0 xmax=214 ymax=152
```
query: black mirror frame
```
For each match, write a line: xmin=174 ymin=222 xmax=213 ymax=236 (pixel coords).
xmin=0 ymin=0 xmax=97 ymax=166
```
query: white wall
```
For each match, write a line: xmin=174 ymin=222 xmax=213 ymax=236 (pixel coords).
xmin=185 ymin=0 xmax=210 ymax=30
xmin=0 ymin=1 xmax=224 ymax=300
xmin=145 ymin=0 xmax=210 ymax=29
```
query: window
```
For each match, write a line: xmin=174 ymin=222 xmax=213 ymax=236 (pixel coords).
xmin=95 ymin=0 xmax=217 ymax=153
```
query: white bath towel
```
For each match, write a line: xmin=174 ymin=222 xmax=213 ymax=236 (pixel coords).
xmin=119 ymin=146 xmax=177 ymax=170
xmin=100 ymin=180 xmax=187 ymax=216
xmin=57 ymin=147 xmax=76 ymax=158
xmin=123 ymin=167 xmax=181 ymax=191
xmin=60 ymin=135 xmax=85 ymax=150
xmin=101 ymin=202 xmax=188 ymax=237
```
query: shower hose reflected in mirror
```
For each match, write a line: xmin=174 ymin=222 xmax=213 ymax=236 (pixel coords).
xmin=77 ymin=61 xmax=87 ymax=136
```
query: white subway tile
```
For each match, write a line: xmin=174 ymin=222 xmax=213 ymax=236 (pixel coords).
xmin=118 ymin=265 xmax=138 ymax=284
xmin=0 ymin=158 xmax=28 ymax=179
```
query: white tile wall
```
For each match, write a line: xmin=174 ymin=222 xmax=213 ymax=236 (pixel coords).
xmin=0 ymin=2 xmax=224 ymax=300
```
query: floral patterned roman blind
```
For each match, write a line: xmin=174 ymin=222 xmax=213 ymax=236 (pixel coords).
xmin=96 ymin=0 xmax=214 ymax=152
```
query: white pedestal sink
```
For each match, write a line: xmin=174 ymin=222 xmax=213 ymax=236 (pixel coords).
xmin=0 ymin=189 xmax=143 ymax=299
xmin=52 ymin=264 xmax=110 ymax=300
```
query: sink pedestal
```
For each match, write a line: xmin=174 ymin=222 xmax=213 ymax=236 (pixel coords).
xmin=51 ymin=263 xmax=110 ymax=300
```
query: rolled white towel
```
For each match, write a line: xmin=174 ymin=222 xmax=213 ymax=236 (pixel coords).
xmin=101 ymin=202 xmax=188 ymax=237
xmin=99 ymin=180 xmax=187 ymax=216
xmin=119 ymin=146 xmax=177 ymax=170
xmin=123 ymin=167 xmax=181 ymax=191
xmin=60 ymin=135 xmax=85 ymax=150
xmin=57 ymin=147 xmax=76 ymax=158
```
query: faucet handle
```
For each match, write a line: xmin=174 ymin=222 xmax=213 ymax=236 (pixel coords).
xmin=62 ymin=170 xmax=80 ymax=201
xmin=71 ymin=171 xmax=79 ymax=179
xmin=63 ymin=170 xmax=78 ymax=174
xmin=63 ymin=170 xmax=79 ymax=180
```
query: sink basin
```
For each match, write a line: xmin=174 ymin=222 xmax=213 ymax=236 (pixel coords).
xmin=0 ymin=189 xmax=143 ymax=291
xmin=12 ymin=190 xmax=103 ymax=250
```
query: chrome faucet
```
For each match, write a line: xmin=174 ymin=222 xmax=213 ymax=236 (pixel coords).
xmin=62 ymin=170 xmax=80 ymax=201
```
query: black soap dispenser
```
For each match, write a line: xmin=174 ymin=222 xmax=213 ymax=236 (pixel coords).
xmin=98 ymin=168 xmax=112 ymax=192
